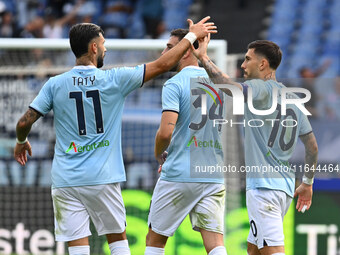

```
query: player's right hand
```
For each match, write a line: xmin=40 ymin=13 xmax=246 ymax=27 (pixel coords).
xmin=294 ymin=183 xmax=313 ymax=213
xmin=156 ymin=151 xmax=168 ymax=173
xmin=188 ymin=16 xmax=217 ymax=40
xmin=14 ymin=141 xmax=32 ymax=166
xmin=192 ymin=33 xmax=210 ymax=60
xmin=156 ymin=151 xmax=168 ymax=165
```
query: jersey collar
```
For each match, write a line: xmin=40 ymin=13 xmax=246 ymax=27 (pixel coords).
xmin=182 ymin=66 xmax=203 ymax=71
xmin=73 ymin=65 xmax=97 ymax=70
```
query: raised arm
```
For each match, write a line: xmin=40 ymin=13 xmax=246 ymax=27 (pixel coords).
xmin=294 ymin=132 xmax=318 ymax=212
xmin=193 ymin=34 xmax=242 ymax=95
xmin=14 ymin=108 xmax=41 ymax=166
xmin=144 ymin=16 xmax=217 ymax=83
xmin=56 ymin=0 xmax=83 ymax=27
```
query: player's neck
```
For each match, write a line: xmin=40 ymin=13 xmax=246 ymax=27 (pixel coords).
xmin=76 ymin=56 xmax=96 ymax=67
xmin=262 ymin=70 xmax=276 ymax=81
xmin=178 ymin=61 xmax=199 ymax=72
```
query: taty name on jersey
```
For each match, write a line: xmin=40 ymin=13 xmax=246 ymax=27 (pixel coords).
xmin=72 ymin=75 xmax=95 ymax=86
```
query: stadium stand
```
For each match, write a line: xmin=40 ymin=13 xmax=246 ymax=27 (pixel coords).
xmin=267 ymin=0 xmax=340 ymax=78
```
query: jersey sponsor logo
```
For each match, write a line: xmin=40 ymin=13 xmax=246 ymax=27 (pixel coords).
xmin=187 ymin=136 xmax=198 ymax=147
xmin=65 ymin=140 xmax=109 ymax=153
xmin=66 ymin=142 xmax=78 ymax=153
xmin=187 ymin=136 xmax=222 ymax=149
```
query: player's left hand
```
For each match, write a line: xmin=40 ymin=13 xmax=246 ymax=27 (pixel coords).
xmin=14 ymin=141 xmax=32 ymax=166
xmin=294 ymin=183 xmax=313 ymax=213
xmin=187 ymin=16 xmax=217 ymax=40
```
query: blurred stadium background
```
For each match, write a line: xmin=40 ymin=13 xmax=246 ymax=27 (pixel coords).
xmin=0 ymin=0 xmax=340 ymax=254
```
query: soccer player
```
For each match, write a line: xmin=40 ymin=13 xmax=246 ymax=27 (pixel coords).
xmin=193 ymin=36 xmax=318 ymax=255
xmin=13 ymin=18 xmax=216 ymax=255
xmin=145 ymin=29 xmax=227 ymax=255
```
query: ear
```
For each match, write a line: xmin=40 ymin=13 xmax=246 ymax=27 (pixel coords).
xmin=182 ymin=49 xmax=191 ymax=59
xmin=90 ymin=42 xmax=97 ymax=54
xmin=259 ymin=58 xmax=269 ymax=71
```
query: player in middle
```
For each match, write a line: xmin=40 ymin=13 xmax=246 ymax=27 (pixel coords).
xmin=144 ymin=29 xmax=227 ymax=255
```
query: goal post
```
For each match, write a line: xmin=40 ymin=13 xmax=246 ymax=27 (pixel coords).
xmin=0 ymin=38 xmax=226 ymax=75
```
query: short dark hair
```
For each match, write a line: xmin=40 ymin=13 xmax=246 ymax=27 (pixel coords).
xmin=170 ymin=28 xmax=199 ymax=49
xmin=247 ymin=40 xmax=282 ymax=70
xmin=69 ymin=23 xmax=104 ymax=58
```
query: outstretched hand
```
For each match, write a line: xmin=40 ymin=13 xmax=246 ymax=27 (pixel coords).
xmin=294 ymin=183 xmax=313 ymax=213
xmin=188 ymin=16 xmax=217 ymax=40
xmin=192 ymin=33 xmax=210 ymax=60
xmin=14 ymin=141 xmax=32 ymax=166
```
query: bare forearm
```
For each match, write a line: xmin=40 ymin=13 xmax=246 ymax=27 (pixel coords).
xmin=304 ymin=147 xmax=318 ymax=179
xmin=160 ymin=39 xmax=191 ymax=71
xmin=300 ymin=132 xmax=318 ymax=179
xmin=198 ymin=55 xmax=242 ymax=95
xmin=199 ymin=55 xmax=232 ymax=84
xmin=144 ymin=38 xmax=192 ymax=82
xmin=16 ymin=108 xmax=40 ymax=141
xmin=154 ymin=131 xmax=171 ymax=158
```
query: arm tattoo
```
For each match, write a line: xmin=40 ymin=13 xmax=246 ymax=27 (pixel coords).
xmin=300 ymin=133 xmax=318 ymax=179
xmin=18 ymin=108 xmax=41 ymax=127
xmin=201 ymin=58 xmax=232 ymax=84
xmin=16 ymin=108 xmax=41 ymax=141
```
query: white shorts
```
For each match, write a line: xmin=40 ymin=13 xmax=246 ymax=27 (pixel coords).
xmin=148 ymin=179 xmax=226 ymax=237
xmin=51 ymin=183 xmax=126 ymax=242
xmin=246 ymin=189 xmax=292 ymax=249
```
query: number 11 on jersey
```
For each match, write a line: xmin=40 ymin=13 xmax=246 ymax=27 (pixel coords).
xmin=69 ymin=90 xmax=104 ymax=136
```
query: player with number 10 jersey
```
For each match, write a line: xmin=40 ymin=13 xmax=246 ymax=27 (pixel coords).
xmin=242 ymin=79 xmax=312 ymax=197
xmin=193 ymin=38 xmax=318 ymax=255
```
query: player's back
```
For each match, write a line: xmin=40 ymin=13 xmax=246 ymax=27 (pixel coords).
xmin=30 ymin=65 xmax=145 ymax=188
xmin=161 ymin=66 xmax=224 ymax=184
xmin=243 ymin=79 xmax=312 ymax=196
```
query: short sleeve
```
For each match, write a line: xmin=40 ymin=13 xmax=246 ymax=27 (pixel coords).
xmin=29 ymin=79 xmax=53 ymax=116
xmin=115 ymin=64 xmax=145 ymax=97
xmin=162 ymin=81 xmax=180 ymax=113
xmin=244 ymin=79 xmax=271 ymax=100
xmin=299 ymin=113 xmax=312 ymax=136
xmin=243 ymin=79 xmax=272 ymax=109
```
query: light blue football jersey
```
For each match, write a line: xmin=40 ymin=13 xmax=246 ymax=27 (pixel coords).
xmin=242 ymin=79 xmax=312 ymax=197
xmin=30 ymin=65 xmax=145 ymax=188
xmin=160 ymin=66 xmax=225 ymax=184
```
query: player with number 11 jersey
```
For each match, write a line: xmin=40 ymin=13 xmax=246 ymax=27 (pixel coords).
xmin=30 ymin=64 xmax=144 ymax=188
